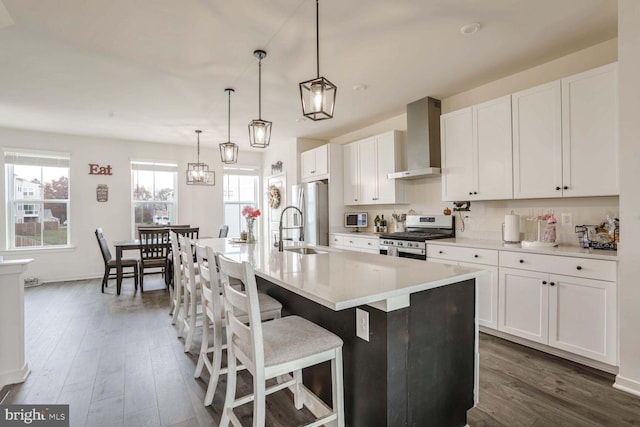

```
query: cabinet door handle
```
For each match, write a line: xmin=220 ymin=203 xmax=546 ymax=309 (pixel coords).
xmin=519 ymin=259 xmax=524 ymax=263
xmin=550 ymin=282 xmax=556 ymax=286
xmin=310 ymin=170 xmax=315 ymax=174
xmin=469 ymin=192 xmax=473 ymax=195
xmin=576 ymin=266 xmax=582 ymax=271
xmin=474 ymin=254 xmax=479 ymax=258
xmin=564 ymin=186 xmax=569 ymax=190
xmin=473 ymin=191 xmax=478 ymax=195
xmin=542 ymin=281 xmax=547 ymax=285
xmin=555 ymin=186 xmax=561 ymax=191
xmin=439 ymin=250 xmax=444 ymax=254
xmin=367 ymin=242 xmax=372 ymax=246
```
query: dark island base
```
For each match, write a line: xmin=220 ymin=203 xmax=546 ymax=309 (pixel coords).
xmin=256 ymin=277 xmax=476 ymax=427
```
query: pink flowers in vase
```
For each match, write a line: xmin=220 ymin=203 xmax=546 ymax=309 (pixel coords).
xmin=242 ymin=206 xmax=261 ymax=243
xmin=241 ymin=206 xmax=261 ymax=220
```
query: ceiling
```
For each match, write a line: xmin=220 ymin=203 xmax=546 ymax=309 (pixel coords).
xmin=0 ymin=0 xmax=617 ymax=151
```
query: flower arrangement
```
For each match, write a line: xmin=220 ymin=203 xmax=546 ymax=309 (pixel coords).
xmin=241 ymin=206 xmax=261 ymax=243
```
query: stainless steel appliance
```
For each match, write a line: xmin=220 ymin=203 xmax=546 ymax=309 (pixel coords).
xmin=290 ymin=182 xmax=329 ymax=246
xmin=379 ymin=214 xmax=455 ymax=260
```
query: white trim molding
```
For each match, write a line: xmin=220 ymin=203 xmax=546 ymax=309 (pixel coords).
xmin=614 ymin=375 xmax=640 ymax=397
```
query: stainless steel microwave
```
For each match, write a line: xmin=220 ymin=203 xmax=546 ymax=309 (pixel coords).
xmin=344 ymin=212 xmax=367 ymax=229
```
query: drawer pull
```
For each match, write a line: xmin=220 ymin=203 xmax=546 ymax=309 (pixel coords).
xmin=474 ymin=254 xmax=479 ymax=258
xmin=542 ymin=281 xmax=547 ymax=285
xmin=564 ymin=186 xmax=569 ymax=190
xmin=439 ymin=250 xmax=444 ymax=254
xmin=367 ymin=242 xmax=372 ymax=246
xmin=556 ymin=186 xmax=561 ymax=191
xmin=519 ymin=259 xmax=524 ymax=263
xmin=576 ymin=266 xmax=583 ymax=271
xmin=550 ymin=282 xmax=556 ymax=287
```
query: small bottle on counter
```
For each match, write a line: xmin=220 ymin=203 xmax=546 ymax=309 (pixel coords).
xmin=374 ymin=215 xmax=381 ymax=232
xmin=380 ymin=215 xmax=387 ymax=233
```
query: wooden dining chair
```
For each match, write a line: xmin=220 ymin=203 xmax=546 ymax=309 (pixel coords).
xmin=94 ymin=229 xmax=138 ymax=293
xmin=138 ymin=227 xmax=170 ymax=291
xmin=217 ymin=253 xmax=344 ymax=426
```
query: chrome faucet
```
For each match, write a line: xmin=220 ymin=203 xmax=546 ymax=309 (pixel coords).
xmin=279 ymin=205 xmax=304 ymax=251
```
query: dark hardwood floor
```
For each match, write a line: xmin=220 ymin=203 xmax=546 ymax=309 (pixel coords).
xmin=2 ymin=278 xmax=640 ymax=426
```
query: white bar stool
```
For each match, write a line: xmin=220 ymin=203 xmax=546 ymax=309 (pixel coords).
xmin=169 ymin=231 xmax=184 ymax=326
xmin=193 ymin=243 xmax=282 ymax=406
xmin=217 ymin=253 xmax=345 ymax=427
xmin=179 ymin=235 xmax=201 ymax=352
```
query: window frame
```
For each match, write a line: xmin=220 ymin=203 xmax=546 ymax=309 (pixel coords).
xmin=4 ymin=149 xmax=71 ymax=250
xmin=130 ymin=160 xmax=178 ymax=237
xmin=223 ymin=166 xmax=262 ymax=239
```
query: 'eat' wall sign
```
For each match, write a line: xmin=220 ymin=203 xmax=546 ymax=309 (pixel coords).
xmin=89 ymin=163 xmax=113 ymax=175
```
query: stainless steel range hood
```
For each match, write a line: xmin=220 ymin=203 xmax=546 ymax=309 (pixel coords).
xmin=388 ymin=96 xmax=441 ymax=179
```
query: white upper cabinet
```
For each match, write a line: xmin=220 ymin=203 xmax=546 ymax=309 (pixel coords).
xmin=561 ymin=63 xmax=619 ymax=197
xmin=441 ymin=108 xmax=474 ymax=201
xmin=441 ymin=96 xmax=512 ymax=201
xmin=512 ymin=81 xmax=563 ymax=199
xmin=343 ymin=130 xmax=407 ymax=205
xmin=513 ymin=63 xmax=619 ymax=199
xmin=301 ymin=144 xmax=329 ymax=182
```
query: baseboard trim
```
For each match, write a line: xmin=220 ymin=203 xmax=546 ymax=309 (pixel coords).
xmin=0 ymin=364 xmax=29 ymax=390
xmin=480 ymin=327 xmax=618 ymax=374
xmin=614 ymin=375 xmax=640 ymax=397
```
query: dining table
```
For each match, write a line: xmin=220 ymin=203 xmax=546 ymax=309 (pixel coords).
xmin=113 ymin=239 xmax=143 ymax=295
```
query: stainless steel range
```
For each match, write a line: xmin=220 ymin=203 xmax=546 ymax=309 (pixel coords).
xmin=379 ymin=214 xmax=455 ymax=260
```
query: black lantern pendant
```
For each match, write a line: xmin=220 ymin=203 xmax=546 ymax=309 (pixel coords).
xmin=219 ymin=88 xmax=239 ymax=164
xmin=249 ymin=50 xmax=272 ymax=148
xmin=299 ymin=0 xmax=336 ymax=121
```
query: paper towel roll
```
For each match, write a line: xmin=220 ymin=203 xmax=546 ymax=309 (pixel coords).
xmin=504 ymin=214 xmax=521 ymax=243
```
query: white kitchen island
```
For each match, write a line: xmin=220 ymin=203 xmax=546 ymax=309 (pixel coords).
xmin=199 ymin=238 xmax=485 ymax=427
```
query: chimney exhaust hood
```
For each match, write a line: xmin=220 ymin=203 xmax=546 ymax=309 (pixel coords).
xmin=388 ymin=96 xmax=441 ymax=180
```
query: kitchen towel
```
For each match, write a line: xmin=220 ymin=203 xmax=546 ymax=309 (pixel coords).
xmin=504 ymin=213 xmax=521 ymax=243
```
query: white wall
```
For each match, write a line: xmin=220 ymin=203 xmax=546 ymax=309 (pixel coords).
xmin=615 ymin=0 xmax=640 ymax=397
xmin=0 ymin=127 xmax=261 ymax=283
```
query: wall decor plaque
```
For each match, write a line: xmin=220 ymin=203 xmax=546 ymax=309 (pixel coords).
xmin=97 ymin=184 xmax=108 ymax=202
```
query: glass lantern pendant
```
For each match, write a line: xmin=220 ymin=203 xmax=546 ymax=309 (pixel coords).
xmin=186 ymin=130 xmax=215 ymax=185
xmin=299 ymin=0 xmax=336 ymax=121
xmin=219 ymin=88 xmax=239 ymax=164
xmin=248 ymin=50 xmax=272 ymax=148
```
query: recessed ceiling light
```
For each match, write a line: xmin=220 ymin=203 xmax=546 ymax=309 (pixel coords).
xmin=352 ymin=84 xmax=368 ymax=92
xmin=460 ymin=22 xmax=481 ymax=35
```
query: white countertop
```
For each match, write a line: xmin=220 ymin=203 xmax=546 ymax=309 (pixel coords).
xmin=330 ymin=231 xmax=381 ymax=238
xmin=197 ymin=239 xmax=484 ymax=311
xmin=429 ymin=238 xmax=618 ymax=261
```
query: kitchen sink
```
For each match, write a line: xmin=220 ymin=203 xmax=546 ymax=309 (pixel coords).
xmin=284 ymin=247 xmax=328 ymax=255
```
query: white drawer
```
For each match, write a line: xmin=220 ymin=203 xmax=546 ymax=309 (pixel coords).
xmin=499 ymin=251 xmax=616 ymax=282
xmin=427 ymin=244 xmax=498 ymax=266
xmin=329 ymin=234 xmax=344 ymax=247
xmin=344 ymin=236 xmax=379 ymax=250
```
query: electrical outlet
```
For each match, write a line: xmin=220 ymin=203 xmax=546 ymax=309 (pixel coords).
xmin=356 ymin=308 xmax=369 ymax=342
xmin=464 ymin=213 xmax=471 ymax=225
xmin=561 ymin=213 xmax=573 ymax=227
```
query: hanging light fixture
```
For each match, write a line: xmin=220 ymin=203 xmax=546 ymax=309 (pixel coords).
xmin=186 ymin=130 xmax=215 ymax=185
xmin=249 ymin=50 xmax=272 ymax=148
xmin=299 ymin=0 xmax=336 ymax=121
xmin=219 ymin=88 xmax=239 ymax=164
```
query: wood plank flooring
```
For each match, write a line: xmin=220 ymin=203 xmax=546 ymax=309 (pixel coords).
xmin=2 ymin=278 xmax=640 ymax=426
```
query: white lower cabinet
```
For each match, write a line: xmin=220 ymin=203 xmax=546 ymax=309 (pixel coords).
xmin=329 ymin=233 xmax=379 ymax=254
xmin=498 ymin=254 xmax=617 ymax=365
xmin=426 ymin=244 xmax=499 ymax=330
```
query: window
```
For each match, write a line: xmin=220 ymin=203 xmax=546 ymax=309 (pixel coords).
xmin=131 ymin=161 xmax=178 ymax=234
xmin=4 ymin=150 xmax=70 ymax=249
xmin=223 ymin=166 xmax=260 ymax=238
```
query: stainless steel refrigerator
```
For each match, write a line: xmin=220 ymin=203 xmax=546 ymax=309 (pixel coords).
xmin=290 ymin=182 xmax=329 ymax=246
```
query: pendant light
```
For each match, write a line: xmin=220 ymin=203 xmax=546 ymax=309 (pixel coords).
xmin=187 ymin=130 xmax=215 ymax=185
xmin=299 ymin=0 xmax=336 ymax=121
xmin=219 ymin=88 xmax=239 ymax=164
xmin=248 ymin=50 xmax=272 ymax=148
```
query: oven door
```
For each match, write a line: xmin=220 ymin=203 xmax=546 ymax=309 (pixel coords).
xmin=380 ymin=243 xmax=426 ymax=260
